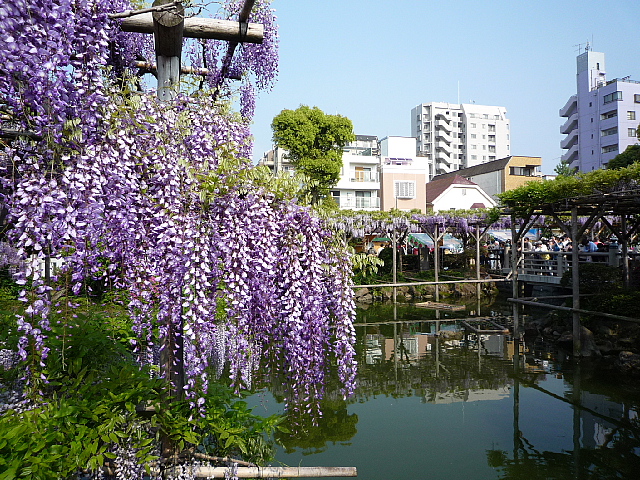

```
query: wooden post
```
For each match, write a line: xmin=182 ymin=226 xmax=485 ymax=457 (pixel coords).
xmin=475 ymin=224 xmax=481 ymax=299
xmin=434 ymin=224 xmax=440 ymax=302
xmin=152 ymin=0 xmax=185 ymax=101
xmin=621 ymin=215 xmax=630 ymax=288
xmin=392 ymin=228 xmax=397 ymax=303
xmin=510 ymin=214 xmax=519 ymax=337
xmin=571 ymin=208 xmax=581 ymax=357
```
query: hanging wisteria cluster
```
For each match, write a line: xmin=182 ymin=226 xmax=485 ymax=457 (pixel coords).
xmin=0 ymin=0 xmax=356 ymax=416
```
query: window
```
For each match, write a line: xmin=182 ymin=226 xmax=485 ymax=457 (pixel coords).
xmin=602 ymin=144 xmax=618 ymax=154
xmin=603 ymin=91 xmax=623 ymax=104
xmin=635 ymin=94 xmax=640 ymax=103
xmin=394 ymin=180 xmax=416 ymax=199
xmin=482 ymin=145 xmax=486 ymax=150
xmin=628 ymin=111 xmax=636 ymax=120
xmin=483 ymin=114 xmax=489 ymax=119
xmin=471 ymin=144 xmax=477 ymax=149
xmin=488 ymin=135 xmax=495 ymax=142
xmin=510 ymin=166 xmax=535 ymax=176
xmin=602 ymin=127 xmax=618 ymax=137
xmin=629 ymin=128 xmax=637 ymax=137
xmin=461 ymin=189 xmax=467 ymax=196
xmin=488 ymin=145 xmax=496 ymax=153
xmin=488 ymin=124 xmax=496 ymax=132
xmin=494 ymin=115 xmax=500 ymax=120
xmin=471 ymin=155 xmax=477 ymax=160
xmin=601 ymin=110 xmax=617 ymax=120
xmin=470 ymin=133 xmax=476 ymax=139
xmin=482 ymin=124 xmax=486 ymax=129
xmin=469 ymin=113 xmax=476 ymax=118
xmin=470 ymin=123 xmax=476 ymax=128
xmin=489 ymin=156 xmax=496 ymax=161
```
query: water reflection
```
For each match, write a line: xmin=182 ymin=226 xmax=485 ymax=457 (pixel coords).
xmin=253 ymin=301 xmax=640 ymax=479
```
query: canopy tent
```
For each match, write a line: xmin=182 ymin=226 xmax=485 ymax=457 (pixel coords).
xmin=486 ymin=229 xmax=538 ymax=243
xmin=408 ymin=233 xmax=463 ymax=253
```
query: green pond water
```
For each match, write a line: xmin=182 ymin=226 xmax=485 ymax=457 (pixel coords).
xmin=249 ymin=296 xmax=640 ymax=480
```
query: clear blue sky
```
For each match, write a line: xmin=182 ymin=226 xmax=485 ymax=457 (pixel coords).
xmin=250 ymin=0 xmax=640 ymax=174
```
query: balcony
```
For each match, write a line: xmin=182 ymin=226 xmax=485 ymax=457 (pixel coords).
xmin=435 ymin=128 xmax=452 ymax=143
xmin=560 ymin=112 xmax=578 ymax=134
xmin=561 ymin=143 xmax=578 ymax=163
xmin=435 ymin=141 xmax=453 ymax=155
xmin=559 ymin=95 xmax=577 ymax=117
xmin=436 ymin=162 xmax=457 ymax=174
xmin=435 ymin=119 xmax=452 ymax=132
xmin=560 ymin=129 xmax=578 ymax=150
xmin=337 ymin=196 xmax=380 ymax=210
xmin=349 ymin=172 xmax=379 ymax=183
xmin=435 ymin=149 xmax=453 ymax=164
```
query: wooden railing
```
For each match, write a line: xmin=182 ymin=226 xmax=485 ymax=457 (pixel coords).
xmin=496 ymin=247 xmax=629 ymax=282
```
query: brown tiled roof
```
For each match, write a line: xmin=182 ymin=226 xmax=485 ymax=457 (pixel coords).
xmin=426 ymin=174 xmax=477 ymax=204
xmin=432 ymin=156 xmax=513 ymax=181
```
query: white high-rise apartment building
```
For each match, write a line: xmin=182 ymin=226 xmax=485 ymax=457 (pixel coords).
xmin=560 ymin=48 xmax=640 ymax=171
xmin=411 ymin=102 xmax=510 ymax=180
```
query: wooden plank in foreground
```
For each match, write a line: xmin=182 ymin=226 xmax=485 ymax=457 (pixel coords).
xmin=170 ymin=466 xmax=358 ymax=478
xmin=415 ymin=301 xmax=465 ymax=311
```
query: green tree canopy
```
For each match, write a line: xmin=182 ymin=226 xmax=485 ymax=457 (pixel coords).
xmin=271 ymin=105 xmax=355 ymax=202
xmin=553 ymin=159 xmax=577 ymax=177
xmin=607 ymin=144 xmax=640 ymax=170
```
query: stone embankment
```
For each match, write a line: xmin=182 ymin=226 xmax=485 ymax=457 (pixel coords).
xmin=354 ymin=280 xmax=498 ymax=304
xmin=525 ymin=312 xmax=640 ymax=376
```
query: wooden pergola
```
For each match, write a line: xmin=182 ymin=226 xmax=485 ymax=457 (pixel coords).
xmin=506 ymin=187 xmax=640 ymax=356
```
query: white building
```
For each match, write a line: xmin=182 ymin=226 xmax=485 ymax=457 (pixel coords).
xmin=331 ymin=135 xmax=381 ymax=210
xmin=560 ymin=48 xmax=640 ymax=171
xmin=258 ymin=146 xmax=295 ymax=176
xmin=411 ymin=102 xmax=511 ymax=179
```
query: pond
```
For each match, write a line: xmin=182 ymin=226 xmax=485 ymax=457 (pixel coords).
xmin=249 ymin=295 xmax=640 ymax=480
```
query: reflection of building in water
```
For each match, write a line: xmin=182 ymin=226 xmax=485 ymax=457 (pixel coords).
xmin=428 ymin=387 xmax=510 ymax=404
xmin=579 ymin=391 xmax=636 ymax=449
xmin=385 ymin=334 xmax=431 ymax=361
xmin=364 ymin=334 xmax=384 ymax=364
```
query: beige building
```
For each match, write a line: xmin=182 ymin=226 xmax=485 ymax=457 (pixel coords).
xmin=429 ymin=155 xmax=542 ymax=201
xmin=378 ymin=136 xmax=429 ymax=212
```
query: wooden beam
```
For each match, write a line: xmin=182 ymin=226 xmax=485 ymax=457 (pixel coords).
xmin=165 ymin=466 xmax=358 ymax=478
xmin=353 ymin=278 xmax=508 ymax=288
xmin=120 ymin=13 xmax=264 ymax=44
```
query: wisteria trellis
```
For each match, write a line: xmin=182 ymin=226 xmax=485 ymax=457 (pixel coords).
xmin=0 ymin=0 xmax=356 ymax=412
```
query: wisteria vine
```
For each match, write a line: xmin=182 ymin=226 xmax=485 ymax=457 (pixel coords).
xmin=0 ymin=0 xmax=356 ymax=421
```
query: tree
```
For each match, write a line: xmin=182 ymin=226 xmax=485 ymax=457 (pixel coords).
xmin=271 ymin=105 xmax=355 ymax=203
xmin=607 ymin=144 xmax=640 ymax=169
xmin=554 ymin=159 xmax=577 ymax=176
